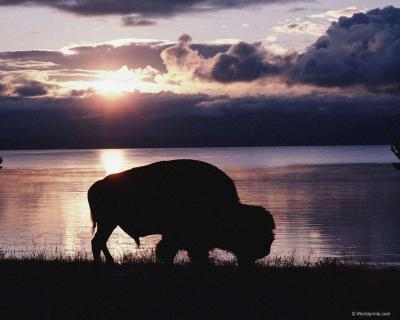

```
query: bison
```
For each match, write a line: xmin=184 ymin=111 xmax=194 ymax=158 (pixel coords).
xmin=88 ymin=159 xmax=275 ymax=267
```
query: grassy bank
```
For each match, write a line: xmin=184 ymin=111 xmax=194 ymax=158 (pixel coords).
xmin=0 ymin=253 xmax=398 ymax=320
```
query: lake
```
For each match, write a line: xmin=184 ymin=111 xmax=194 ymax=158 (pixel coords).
xmin=0 ymin=146 xmax=399 ymax=265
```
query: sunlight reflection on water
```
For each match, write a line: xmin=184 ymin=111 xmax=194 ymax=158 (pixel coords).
xmin=100 ymin=149 xmax=128 ymax=174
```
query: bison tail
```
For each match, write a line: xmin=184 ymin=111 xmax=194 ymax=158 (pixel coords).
xmin=88 ymin=181 xmax=101 ymax=235
xmin=90 ymin=208 xmax=97 ymax=235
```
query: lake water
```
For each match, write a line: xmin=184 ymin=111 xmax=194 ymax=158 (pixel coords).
xmin=0 ymin=146 xmax=399 ymax=265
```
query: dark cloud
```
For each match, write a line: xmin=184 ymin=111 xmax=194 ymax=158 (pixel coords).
xmin=160 ymin=36 xmax=296 ymax=83
xmin=0 ymin=77 xmax=54 ymax=98
xmin=121 ymin=16 xmax=157 ymax=27
xmin=0 ymin=0 xmax=286 ymax=18
xmin=13 ymin=80 xmax=50 ymax=97
xmin=196 ymin=42 xmax=295 ymax=82
xmin=0 ymin=91 xmax=399 ymax=149
xmin=290 ymin=6 xmax=400 ymax=90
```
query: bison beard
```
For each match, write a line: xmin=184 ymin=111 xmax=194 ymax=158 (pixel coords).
xmin=88 ymin=159 xmax=275 ymax=267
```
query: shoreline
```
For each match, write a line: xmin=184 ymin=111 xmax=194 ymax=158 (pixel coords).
xmin=0 ymin=255 xmax=399 ymax=320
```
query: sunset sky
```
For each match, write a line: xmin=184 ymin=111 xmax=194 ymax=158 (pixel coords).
xmin=0 ymin=0 xmax=399 ymax=148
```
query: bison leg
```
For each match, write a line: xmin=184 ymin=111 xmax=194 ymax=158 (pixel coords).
xmin=188 ymin=248 xmax=209 ymax=266
xmin=92 ymin=224 xmax=116 ymax=264
xmin=155 ymin=237 xmax=178 ymax=264
xmin=236 ymin=254 xmax=256 ymax=268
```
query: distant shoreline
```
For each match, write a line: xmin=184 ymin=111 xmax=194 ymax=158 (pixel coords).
xmin=0 ymin=143 xmax=391 ymax=152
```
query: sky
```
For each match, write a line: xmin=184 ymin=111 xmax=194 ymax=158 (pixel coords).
xmin=0 ymin=0 xmax=399 ymax=148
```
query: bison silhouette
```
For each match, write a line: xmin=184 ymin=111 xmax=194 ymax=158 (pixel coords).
xmin=88 ymin=159 xmax=275 ymax=267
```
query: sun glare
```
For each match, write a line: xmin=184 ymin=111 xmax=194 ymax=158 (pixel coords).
xmin=64 ymin=65 xmax=163 ymax=97
xmin=91 ymin=66 xmax=136 ymax=97
xmin=101 ymin=149 xmax=127 ymax=174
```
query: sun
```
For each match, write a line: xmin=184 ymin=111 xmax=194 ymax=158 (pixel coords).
xmin=91 ymin=81 xmax=127 ymax=97
xmin=91 ymin=66 xmax=135 ymax=97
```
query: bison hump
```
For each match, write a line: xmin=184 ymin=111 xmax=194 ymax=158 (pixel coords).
xmin=104 ymin=159 xmax=240 ymax=206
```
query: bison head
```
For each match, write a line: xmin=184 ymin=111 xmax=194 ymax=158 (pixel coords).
xmin=229 ymin=204 xmax=275 ymax=266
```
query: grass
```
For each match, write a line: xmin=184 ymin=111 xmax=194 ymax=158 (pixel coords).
xmin=0 ymin=250 xmax=399 ymax=320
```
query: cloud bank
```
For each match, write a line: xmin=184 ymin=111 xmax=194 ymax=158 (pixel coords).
xmin=0 ymin=92 xmax=399 ymax=149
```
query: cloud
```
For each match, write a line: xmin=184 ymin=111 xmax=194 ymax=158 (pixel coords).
xmin=0 ymin=91 xmax=399 ymax=149
xmin=160 ymin=37 xmax=292 ymax=84
xmin=0 ymin=0 xmax=289 ymax=19
xmin=1 ymin=7 xmax=400 ymax=94
xmin=160 ymin=36 xmax=296 ymax=84
xmin=196 ymin=42 xmax=294 ymax=83
xmin=0 ymin=74 xmax=55 ymax=97
xmin=0 ymin=37 xmax=238 ymax=96
xmin=121 ymin=16 xmax=157 ymax=27
xmin=158 ymin=6 xmax=400 ymax=93
xmin=273 ymin=21 xmax=325 ymax=36
xmin=161 ymin=34 xmax=205 ymax=77
xmin=290 ymin=6 xmax=400 ymax=90
xmin=14 ymin=80 xmax=49 ymax=97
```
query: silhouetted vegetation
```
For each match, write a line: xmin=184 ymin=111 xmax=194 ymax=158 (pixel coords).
xmin=391 ymin=140 xmax=400 ymax=170
xmin=0 ymin=156 xmax=2 ymax=169
xmin=0 ymin=252 xmax=398 ymax=320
